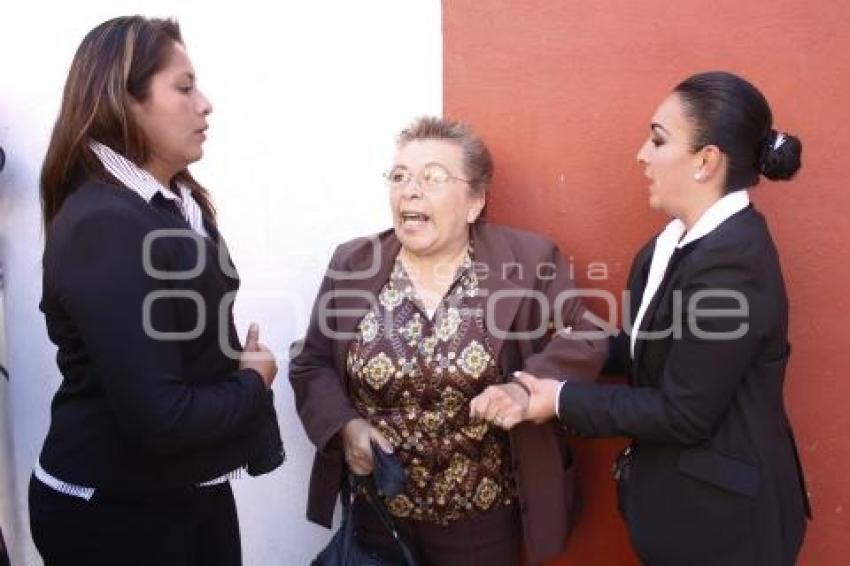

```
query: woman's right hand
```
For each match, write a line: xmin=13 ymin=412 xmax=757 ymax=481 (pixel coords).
xmin=340 ymin=418 xmax=394 ymax=475
xmin=239 ymin=323 xmax=278 ymax=389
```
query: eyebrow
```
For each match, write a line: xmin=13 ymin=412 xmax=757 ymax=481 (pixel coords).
xmin=651 ymin=123 xmax=670 ymax=135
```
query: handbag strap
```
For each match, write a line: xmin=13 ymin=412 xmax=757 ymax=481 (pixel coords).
xmin=349 ymin=475 xmax=419 ymax=566
xmin=339 ymin=476 xmax=357 ymax=561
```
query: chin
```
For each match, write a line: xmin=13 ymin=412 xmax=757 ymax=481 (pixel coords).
xmin=395 ymin=233 xmax=433 ymax=257
xmin=186 ymin=148 xmax=204 ymax=164
xmin=648 ymin=194 xmax=662 ymax=211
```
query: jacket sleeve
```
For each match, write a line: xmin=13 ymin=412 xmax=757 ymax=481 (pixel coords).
xmin=521 ymin=243 xmax=608 ymax=381
xmin=288 ymin=247 xmax=361 ymax=453
xmin=52 ymin=207 xmax=268 ymax=455
xmin=557 ymin=251 xmax=762 ymax=445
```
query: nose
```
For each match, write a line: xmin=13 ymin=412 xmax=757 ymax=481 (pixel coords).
xmin=400 ymin=175 xmax=424 ymax=199
xmin=636 ymin=139 xmax=650 ymax=165
xmin=197 ymin=88 xmax=213 ymax=116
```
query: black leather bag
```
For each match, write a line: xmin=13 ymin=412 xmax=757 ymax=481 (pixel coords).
xmin=612 ymin=445 xmax=634 ymax=517
xmin=312 ymin=442 xmax=418 ymax=566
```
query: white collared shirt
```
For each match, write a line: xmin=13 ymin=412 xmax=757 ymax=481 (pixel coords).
xmin=629 ymin=190 xmax=751 ymax=358
xmin=89 ymin=140 xmax=209 ymax=238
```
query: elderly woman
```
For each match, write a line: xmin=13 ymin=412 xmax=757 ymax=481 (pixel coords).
xmin=290 ymin=117 xmax=606 ymax=565
xmin=478 ymin=72 xmax=811 ymax=565
xmin=31 ymin=16 xmax=282 ymax=565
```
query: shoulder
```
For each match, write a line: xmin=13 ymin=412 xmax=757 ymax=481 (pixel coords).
xmin=688 ymin=207 xmax=777 ymax=270
xmin=329 ymin=228 xmax=397 ymax=270
xmin=46 ymin=180 xmax=155 ymax=259
xmin=477 ymin=221 xmax=560 ymax=258
xmin=678 ymin=207 xmax=783 ymax=297
xmin=50 ymin=179 xmax=149 ymax=234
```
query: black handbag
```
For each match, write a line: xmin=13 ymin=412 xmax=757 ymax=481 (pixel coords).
xmin=612 ymin=444 xmax=634 ymax=517
xmin=312 ymin=443 xmax=419 ymax=566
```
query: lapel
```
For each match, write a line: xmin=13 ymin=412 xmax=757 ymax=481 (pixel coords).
xmin=627 ymin=241 xmax=654 ymax=332
xmin=622 ymin=240 xmax=654 ymax=376
xmin=470 ymin=222 xmax=525 ymax=364
xmin=202 ymin=215 xmax=241 ymax=289
xmin=632 ymin=245 xmax=689 ymax=370
xmin=332 ymin=231 xmax=401 ymax=368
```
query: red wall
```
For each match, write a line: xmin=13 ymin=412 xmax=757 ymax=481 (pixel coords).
xmin=443 ymin=1 xmax=850 ymax=564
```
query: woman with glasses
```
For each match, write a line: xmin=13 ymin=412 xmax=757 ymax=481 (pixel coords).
xmin=31 ymin=16 xmax=282 ymax=565
xmin=290 ymin=117 xmax=607 ymax=565
xmin=474 ymin=72 xmax=811 ymax=565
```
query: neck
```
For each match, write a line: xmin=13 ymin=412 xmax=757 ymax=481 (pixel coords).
xmin=679 ymin=187 xmax=725 ymax=231
xmin=401 ymin=238 xmax=469 ymax=282
xmin=143 ymin=159 xmax=178 ymax=190
xmin=404 ymin=239 xmax=468 ymax=266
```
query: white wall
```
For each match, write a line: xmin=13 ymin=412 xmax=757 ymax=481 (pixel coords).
xmin=0 ymin=1 xmax=442 ymax=564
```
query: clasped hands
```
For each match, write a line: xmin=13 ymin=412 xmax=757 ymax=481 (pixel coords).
xmin=341 ymin=371 xmax=562 ymax=475
xmin=468 ymin=371 xmax=561 ymax=430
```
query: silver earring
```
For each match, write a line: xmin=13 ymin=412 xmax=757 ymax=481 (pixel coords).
xmin=693 ymin=172 xmax=702 ymax=180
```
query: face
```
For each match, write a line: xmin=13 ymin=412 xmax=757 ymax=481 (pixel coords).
xmin=636 ymin=93 xmax=703 ymax=217
xmin=389 ymin=139 xmax=485 ymax=259
xmin=130 ymin=42 xmax=212 ymax=182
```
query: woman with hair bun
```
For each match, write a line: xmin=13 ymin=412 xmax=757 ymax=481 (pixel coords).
xmin=474 ymin=71 xmax=811 ymax=565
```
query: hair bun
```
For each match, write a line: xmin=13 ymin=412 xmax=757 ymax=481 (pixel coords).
xmin=760 ymin=129 xmax=802 ymax=181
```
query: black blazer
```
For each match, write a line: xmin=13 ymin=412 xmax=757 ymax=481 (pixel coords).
xmin=558 ymin=206 xmax=810 ymax=565
xmin=38 ymin=179 xmax=280 ymax=493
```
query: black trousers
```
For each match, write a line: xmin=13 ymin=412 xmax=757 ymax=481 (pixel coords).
xmin=0 ymin=525 xmax=10 ymax=566
xmin=29 ymin=474 xmax=241 ymax=566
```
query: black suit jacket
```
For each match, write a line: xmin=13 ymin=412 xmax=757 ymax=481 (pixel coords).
xmin=558 ymin=206 xmax=810 ymax=565
xmin=38 ymin=179 xmax=280 ymax=493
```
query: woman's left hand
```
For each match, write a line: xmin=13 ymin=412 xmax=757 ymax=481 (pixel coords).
xmin=469 ymin=383 xmax=529 ymax=430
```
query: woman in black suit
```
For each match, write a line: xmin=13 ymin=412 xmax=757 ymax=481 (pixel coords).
xmin=30 ymin=16 xmax=283 ymax=565
xmin=472 ymin=71 xmax=810 ymax=565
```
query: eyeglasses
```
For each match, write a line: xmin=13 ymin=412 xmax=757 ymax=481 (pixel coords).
xmin=384 ymin=163 xmax=470 ymax=192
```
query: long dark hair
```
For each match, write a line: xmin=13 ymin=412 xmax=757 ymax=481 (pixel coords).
xmin=40 ymin=16 xmax=215 ymax=227
xmin=674 ymin=71 xmax=802 ymax=192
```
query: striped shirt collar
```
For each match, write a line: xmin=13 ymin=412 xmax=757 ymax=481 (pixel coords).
xmin=89 ymin=140 xmax=209 ymax=237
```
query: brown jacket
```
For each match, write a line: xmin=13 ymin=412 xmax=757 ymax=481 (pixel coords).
xmin=289 ymin=221 xmax=607 ymax=564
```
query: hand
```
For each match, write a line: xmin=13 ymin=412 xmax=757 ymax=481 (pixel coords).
xmin=340 ymin=418 xmax=394 ymax=476
xmin=513 ymin=371 xmax=560 ymax=423
xmin=469 ymin=382 xmax=529 ymax=430
xmin=239 ymin=322 xmax=278 ymax=389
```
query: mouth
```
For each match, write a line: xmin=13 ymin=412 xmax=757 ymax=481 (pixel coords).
xmin=399 ymin=212 xmax=431 ymax=226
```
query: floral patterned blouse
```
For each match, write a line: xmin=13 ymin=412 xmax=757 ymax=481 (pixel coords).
xmin=346 ymin=250 xmax=516 ymax=524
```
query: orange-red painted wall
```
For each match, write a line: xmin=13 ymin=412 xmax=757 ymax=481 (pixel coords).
xmin=443 ymin=1 xmax=850 ymax=564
